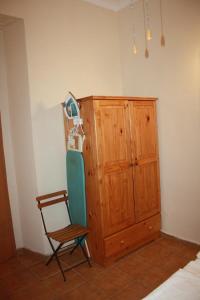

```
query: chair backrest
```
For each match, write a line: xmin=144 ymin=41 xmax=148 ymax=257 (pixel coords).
xmin=36 ymin=190 xmax=68 ymax=234
xmin=36 ymin=190 xmax=67 ymax=209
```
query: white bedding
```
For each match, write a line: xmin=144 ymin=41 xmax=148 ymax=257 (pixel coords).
xmin=184 ymin=259 xmax=200 ymax=277
xmin=143 ymin=253 xmax=200 ymax=300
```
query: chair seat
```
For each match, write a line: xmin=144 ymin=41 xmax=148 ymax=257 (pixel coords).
xmin=47 ymin=224 xmax=89 ymax=243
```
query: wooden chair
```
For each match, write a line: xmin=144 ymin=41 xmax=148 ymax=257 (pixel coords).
xmin=36 ymin=190 xmax=91 ymax=281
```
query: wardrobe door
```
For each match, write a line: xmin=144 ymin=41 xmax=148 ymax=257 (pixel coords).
xmin=130 ymin=101 xmax=160 ymax=222
xmin=94 ymin=100 xmax=135 ymax=237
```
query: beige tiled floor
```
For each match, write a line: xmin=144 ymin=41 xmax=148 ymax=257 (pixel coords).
xmin=0 ymin=235 xmax=199 ymax=300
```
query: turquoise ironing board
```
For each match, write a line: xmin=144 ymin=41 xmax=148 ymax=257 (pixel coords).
xmin=66 ymin=150 xmax=87 ymax=227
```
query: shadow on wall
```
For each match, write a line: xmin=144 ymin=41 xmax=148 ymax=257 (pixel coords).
xmin=32 ymin=102 xmax=67 ymax=197
xmin=2 ymin=15 xmax=44 ymax=253
xmin=33 ymin=102 xmax=69 ymax=254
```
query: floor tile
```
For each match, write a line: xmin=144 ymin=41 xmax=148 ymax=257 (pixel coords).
xmin=140 ymin=266 xmax=168 ymax=290
xmin=45 ymin=270 xmax=86 ymax=296
xmin=59 ymin=248 xmax=88 ymax=268
xmin=0 ymin=269 xmax=39 ymax=295
xmin=9 ymin=282 xmax=57 ymax=300
xmin=117 ymin=255 xmax=151 ymax=281
xmin=109 ymin=281 xmax=149 ymax=300
xmin=16 ymin=248 xmax=45 ymax=268
xmin=0 ymin=235 xmax=199 ymax=300
xmin=29 ymin=259 xmax=68 ymax=280
xmin=138 ymin=241 xmax=174 ymax=261
xmin=0 ymin=279 xmax=11 ymax=300
xmin=0 ymin=257 xmax=25 ymax=279
xmin=57 ymin=282 xmax=107 ymax=300
xmin=87 ymin=266 xmax=134 ymax=298
xmin=75 ymin=262 xmax=105 ymax=281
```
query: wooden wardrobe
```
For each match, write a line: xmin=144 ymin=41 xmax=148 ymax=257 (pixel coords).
xmin=67 ymin=96 xmax=161 ymax=266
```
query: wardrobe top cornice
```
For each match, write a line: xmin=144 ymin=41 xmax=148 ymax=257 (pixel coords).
xmin=77 ymin=96 xmax=158 ymax=102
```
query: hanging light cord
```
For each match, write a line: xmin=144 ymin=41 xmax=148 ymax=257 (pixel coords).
xmin=145 ymin=0 xmax=150 ymax=32
xmin=159 ymin=0 xmax=165 ymax=46
xmin=142 ymin=0 xmax=149 ymax=57
xmin=143 ymin=0 xmax=147 ymax=48
xmin=160 ymin=0 xmax=164 ymax=34
xmin=131 ymin=1 xmax=137 ymax=55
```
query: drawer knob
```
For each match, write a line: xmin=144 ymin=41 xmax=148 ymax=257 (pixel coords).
xmin=120 ymin=240 xmax=125 ymax=245
xmin=148 ymin=226 xmax=153 ymax=230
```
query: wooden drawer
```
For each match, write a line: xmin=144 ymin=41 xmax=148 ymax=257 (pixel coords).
xmin=104 ymin=214 xmax=160 ymax=258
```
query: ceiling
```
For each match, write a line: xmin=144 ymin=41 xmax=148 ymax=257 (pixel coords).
xmin=0 ymin=1 xmax=136 ymax=31
xmin=82 ymin=0 xmax=137 ymax=11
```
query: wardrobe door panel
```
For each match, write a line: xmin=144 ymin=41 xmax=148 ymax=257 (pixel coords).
xmin=132 ymin=102 xmax=157 ymax=161
xmin=103 ymin=167 xmax=135 ymax=236
xmin=97 ymin=101 xmax=130 ymax=164
xmin=130 ymin=101 xmax=160 ymax=222
xmin=134 ymin=161 xmax=160 ymax=222
xmin=94 ymin=100 xmax=135 ymax=236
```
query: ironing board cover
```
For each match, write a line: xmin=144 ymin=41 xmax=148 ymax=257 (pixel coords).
xmin=66 ymin=150 xmax=87 ymax=227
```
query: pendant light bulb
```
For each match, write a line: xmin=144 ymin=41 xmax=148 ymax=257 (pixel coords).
xmin=146 ymin=29 xmax=152 ymax=41
xmin=133 ymin=44 xmax=137 ymax=55
xmin=161 ymin=34 xmax=165 ymax=47
xmin=145 ymin=48 xmax=149 ymax=58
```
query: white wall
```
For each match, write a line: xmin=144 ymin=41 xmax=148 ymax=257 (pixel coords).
xmin=0 ymin=31 xmax=23 ymax=248
xmin=3 ymin=20 xmax=45 ymax=253
xmin=0 ymin=0 xmax=122 ymax=254
xmin=0 ymin=0 xmax=199 ymax=253
xmin=118 ymin=0 xmax=200 ymax=244
xmin=24 ymin=0 xmax=122 ymax=198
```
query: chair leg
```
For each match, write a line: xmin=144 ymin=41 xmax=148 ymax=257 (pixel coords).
xmin=54 ymin=249 xmax=66 ymax=281
xmin=70 ymin=235 xmax=85 ymax=255
xmin=69 ymin=240 xmax=80 ymax=255
xmin=84 ymin=240 xmax=91 ymax=258
xmin=70 ymin=236 xmax=92 ymax=268
xmin=46 ymin=238 xmax=66 ymax=281
xmin=46 ymin=243 xmax=63 ymax=266
xmin=80 ymin=243 xmax=92 ymax=267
